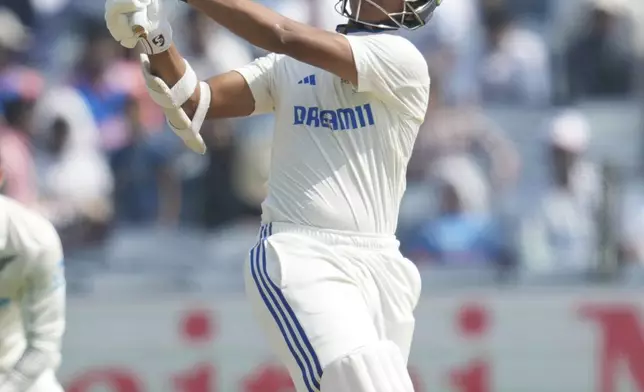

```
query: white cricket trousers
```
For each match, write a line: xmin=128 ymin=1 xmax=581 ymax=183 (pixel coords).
xmin=26 ymin=369 xmax=63 ymax=392
xmin=244 ymin=222 xmax=422 ymax=392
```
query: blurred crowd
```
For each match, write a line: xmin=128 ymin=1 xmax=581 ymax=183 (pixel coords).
xmin=1 ymin=0 xmax=644 ymax=283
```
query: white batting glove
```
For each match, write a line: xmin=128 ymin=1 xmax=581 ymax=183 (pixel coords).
xmin=140 ymin=54 xmax=208 ymax=154
xmin=105 ymin=0 xmax=173 ymax=55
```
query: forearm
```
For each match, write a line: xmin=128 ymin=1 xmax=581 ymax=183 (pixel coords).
xmin=184 ymin=0 xmax=302 ymax=54
xmin=148 ymin=45 xmax=201 ymax=117
xmin=182 ymin=0 xmax=356 ymax=83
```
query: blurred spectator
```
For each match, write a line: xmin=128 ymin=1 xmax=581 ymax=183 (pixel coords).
xmin=175 ymin=9 xmax=259 ymax=227
xmin=199 ymin=121 xmax=247 ymax=228
xmin=309 ymin=0 xmax=346 ymax=31
xmin=232 ymin=125 xmax=272 ymax=214
xmin=181 ymin=10 xmax=254 ymax=76
xmin=257 ymin=0 xmax=311 ymax=25
xmin=408 ymin=0 xmax=482 ymax=104
xmin=72 ymin=20 xmax=131 ymax=151
xmin=31 ymin=0 xmax=70 ymax=15
xmin=0 ymin=67 xmax=44 ymax=206
xmin=618 ymin=162 xmax=644 ymax=265
xmin=410 ymin=76 xmax=520 ymax=191
xmin=102 ymin=47 xmax=166 ymax=133
xmin=479 ymin=4 xmax=551 ymax=106
xmin=110 ymin=97 xmax=182 ymax=226
xmin=507 ymin=0 xmax=550 ymax=24
xmin=0 ymin=100 xmax=37 ymax=206
xmin=548 ymin=111 xmax=601 ymax=211
xmin=1 ymin=0 xmax=35 ymax=28
xmin=633 ymin=2 xmax=644 ymax=58
xmin=31 ymin=86 xmax=114 ymax=249
xmin=0 ymin=7 xmax=31 ymax=71
xmin=401 ymin=156 xmax=509 ymax=266
xmin=518 ymin=110 xmax=600 ymax=272
xmin=563 ymin=0 xmax=636 ymax=101
xmin=0 ymin=0 xmax=639 ymax=289
xmin=202 ymin=118 xmax=272 ymax=228
xmin=619 ymin=197 xmax=644 ymax=265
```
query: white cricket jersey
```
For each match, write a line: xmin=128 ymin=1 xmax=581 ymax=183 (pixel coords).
xmin=0 ymin=195 xmax=65 ymax=391
xmin=235 ymin=33 xmax=430 ymax=234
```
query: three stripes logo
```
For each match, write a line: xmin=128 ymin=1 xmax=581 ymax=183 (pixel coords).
xmin=249 ymin=223 xmax=324 ymax=390
xmin=298 ymin=74 xmax=317 ymax=86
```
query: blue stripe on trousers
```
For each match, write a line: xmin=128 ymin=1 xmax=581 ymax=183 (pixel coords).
xmin=263 ymin=224 xmax=323 ymax=378
xmin=249 ymin=224 xmax=323 ymax=391
xmin=262 ymin=224 xmax=324 ymax=382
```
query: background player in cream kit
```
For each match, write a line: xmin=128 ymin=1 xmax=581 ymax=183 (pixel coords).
xmin=0 ymin=162 xmax=66 ymax=392
xmin=105 ymin=0 xmax=438 ymax=389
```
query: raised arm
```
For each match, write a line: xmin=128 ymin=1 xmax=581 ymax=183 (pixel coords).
xmin=180 ymin=0 xmax=358 ymax=85
xmin=179 ymin=0 xmax=430 ymax=119
xmin=105 ymin=0 xmax=407 ymax=154
xmin=144 ymin=0 xmax=358 ymax=121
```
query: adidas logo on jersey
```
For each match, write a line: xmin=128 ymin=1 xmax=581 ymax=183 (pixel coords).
xmin=298 ymin=75 xmax=317 ymax=86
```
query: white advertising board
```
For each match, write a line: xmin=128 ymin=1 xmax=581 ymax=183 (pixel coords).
xmin=59 ymin=289 xmax=644 ymax=392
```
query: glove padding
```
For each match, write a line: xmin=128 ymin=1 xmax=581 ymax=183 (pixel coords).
xmin=165 ymin=82 xmax=211 ymax=155
xmin=142 ymin=57 xmax=198 ymax=109
xmin=140 ymin=54 xmax=209 ymax=154
xmin=105 ymin=0 xmax=172 ymax=54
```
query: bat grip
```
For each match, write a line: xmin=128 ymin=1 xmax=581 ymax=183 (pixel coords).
xmin=129 ymin=11 xmax=148 ymax=39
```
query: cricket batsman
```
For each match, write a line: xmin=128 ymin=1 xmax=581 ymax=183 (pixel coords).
xmin=105 ymin=0 xmax=439 ymax=389
xmin=0 ymin=160 xmax=66 ymax=391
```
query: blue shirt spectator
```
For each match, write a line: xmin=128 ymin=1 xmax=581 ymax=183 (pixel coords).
xmin=401 ymin=160 xmax=508 ymax=266
xmin=404 ymin=212 xmax=504 ymax=265
xmin=110 ymin=97 xmax=181 ymax=226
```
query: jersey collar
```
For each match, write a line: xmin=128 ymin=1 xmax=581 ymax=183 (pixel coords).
xmin=336 ymin=21 xmax=396 ymax=35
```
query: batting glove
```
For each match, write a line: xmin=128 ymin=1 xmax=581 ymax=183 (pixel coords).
xmin=105 ymin=0 xmax=173 ymax=55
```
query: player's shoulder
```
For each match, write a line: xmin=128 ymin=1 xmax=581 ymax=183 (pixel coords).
xmin=270 ymin=52 xmax=302 ymax=72
xmin=346 ymin=33 xmax=429 ymax=83
xmin=0 ymin=195 xmax=61 ymax=257
xmin=378 ymin=34 xmax=429 ymax=76
xmin=257 ymin=52 xmax=288 ymax=67
xmin=362 ymin=33 xmax=422 ymax=54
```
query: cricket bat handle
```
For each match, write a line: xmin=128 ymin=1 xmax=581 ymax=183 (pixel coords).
xmin=129 ymin=11 xmax=148 ymax=39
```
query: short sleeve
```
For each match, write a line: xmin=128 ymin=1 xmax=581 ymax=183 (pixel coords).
xmin=234 ymin=53 xmax=281 ymax=115
xmin=345 ymin=34 xmax=430 ymax=121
